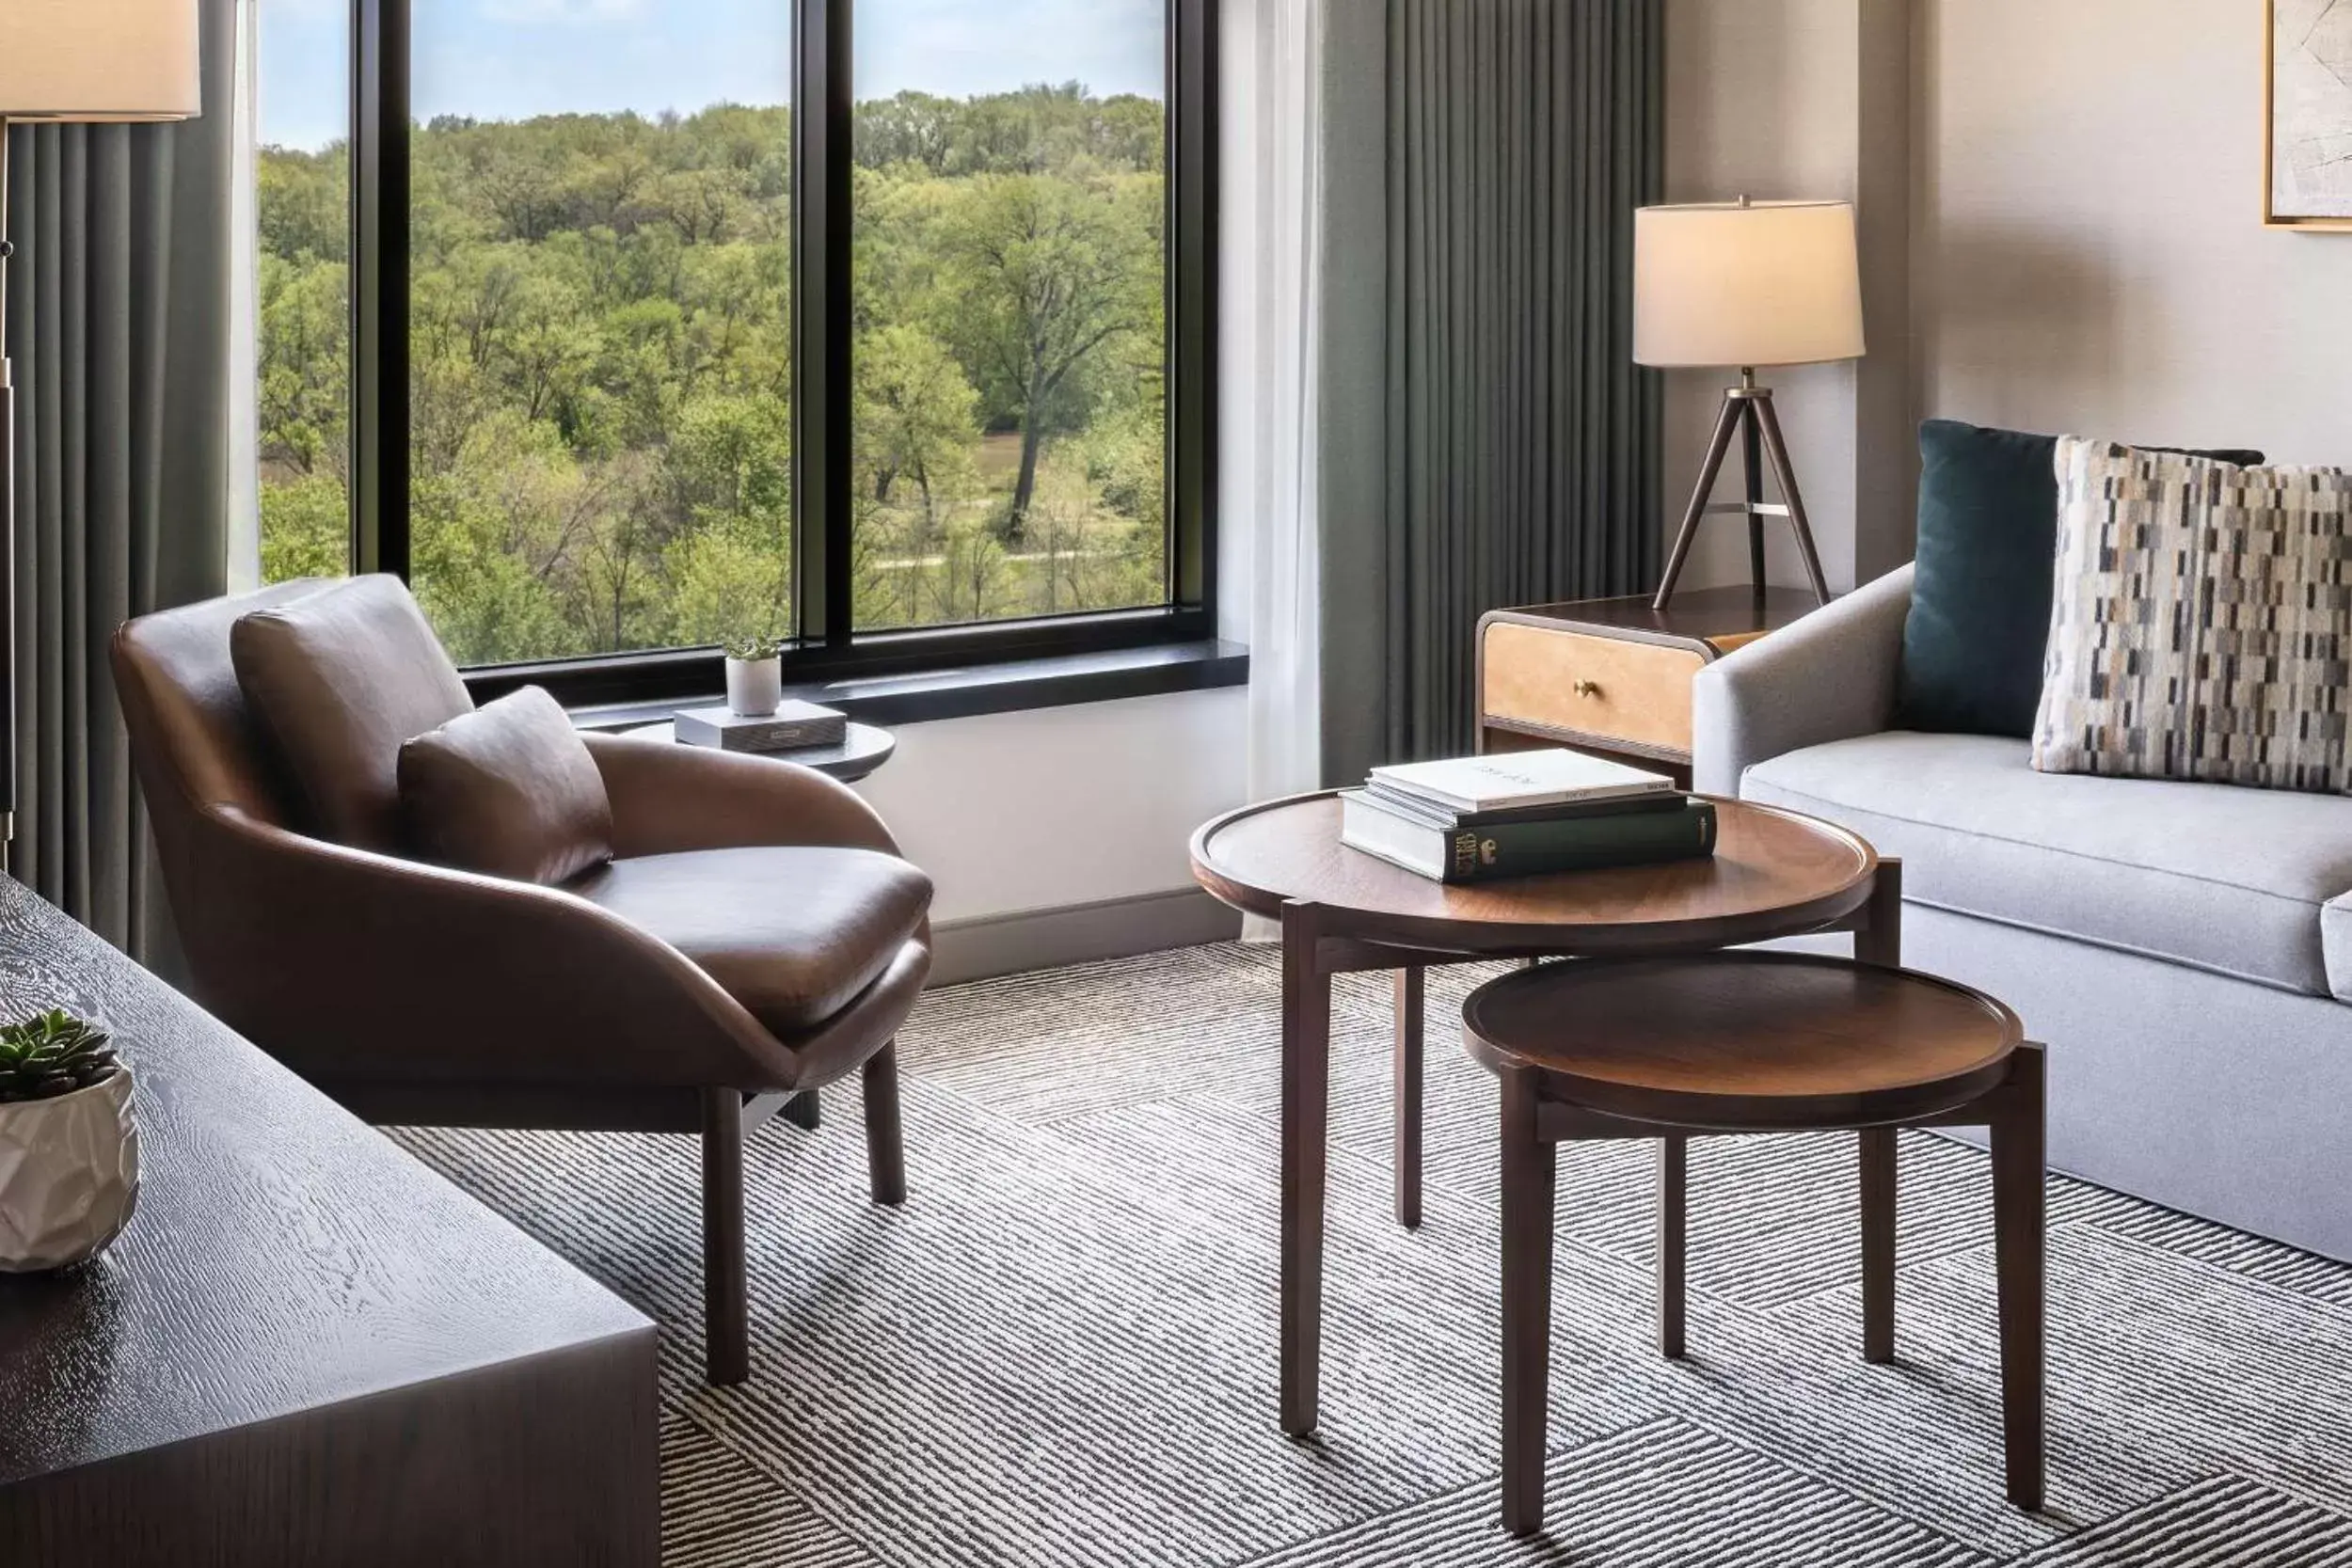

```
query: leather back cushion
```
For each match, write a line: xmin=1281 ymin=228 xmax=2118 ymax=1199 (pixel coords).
xmin=399 ymin=687 xmax=613 ymax=884
xmin=230 ymin=576 xmax=474 ymax=851
xmin=1896 ymin=420 xmax=2265 ymax=739
xmin=112 ymin=579 xmax=340 ymax=829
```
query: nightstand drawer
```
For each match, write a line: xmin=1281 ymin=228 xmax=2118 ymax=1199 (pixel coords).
xmin=1480 ymin=622 xmax=1706 ymax=753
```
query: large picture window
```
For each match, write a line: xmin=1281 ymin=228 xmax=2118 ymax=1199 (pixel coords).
xmin=258 ymin=0 xmax=1215 ymax=700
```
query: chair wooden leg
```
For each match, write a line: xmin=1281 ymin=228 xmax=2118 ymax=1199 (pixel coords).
xmin=865 ymin=1041 xmax=907 ymax=1207
xmin=1500 ymin=1067 xmax=1556 ymax=1537
xmin=1393 ymin=966 xmax=1424 ymax=1230
xmin=783 ymin=1089 xmax=821 ymax=1131
xmin=701 ymin=1087 xmax=750 ymax=1386
xmin=1861 ymin=1127 xmax=1898 ymax=1364
xmin=1657 ymin=1134 xmax=1688 ymax=1359
xmin=1990 ymin=1045 xmax=2047 ymax=1512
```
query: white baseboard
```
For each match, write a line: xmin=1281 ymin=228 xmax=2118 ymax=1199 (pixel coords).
xmin=927 ymin=888 xmax=1242 ymax=986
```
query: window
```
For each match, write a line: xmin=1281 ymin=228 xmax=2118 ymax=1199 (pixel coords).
xmin=256 ymin=0 xmax=352 ymax=586
xmin=258 ymin=0 xmax=1215 ymax=701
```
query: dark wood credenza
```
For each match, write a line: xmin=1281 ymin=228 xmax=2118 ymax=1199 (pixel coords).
xmin=0 ymin=878 xmax=660 ymax=1567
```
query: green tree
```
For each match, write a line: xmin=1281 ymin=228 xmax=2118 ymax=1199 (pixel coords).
xmin=930 ymin=170 xmax=1159 ymax=533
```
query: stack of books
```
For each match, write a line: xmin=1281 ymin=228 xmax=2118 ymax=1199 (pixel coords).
xmin=1338 ymin=749 xmax=1717 ymax=884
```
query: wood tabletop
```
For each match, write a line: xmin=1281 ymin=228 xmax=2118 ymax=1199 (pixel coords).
xmin=0 ymin=876 xmax=658 ymax=1562
xmin=1464 ymin=952 xmax=2023 ymax=1131
xmin=1190 ymin=793 xmax=1877 ymax=955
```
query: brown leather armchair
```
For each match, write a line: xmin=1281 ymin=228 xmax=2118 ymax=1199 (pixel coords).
xmin=111 ymin=579 xmax=932 ymax=1384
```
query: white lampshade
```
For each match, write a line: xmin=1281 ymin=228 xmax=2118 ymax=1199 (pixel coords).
xmin=0 ymin=0 xmax=202 ymax=122
xmin=1633 ymin=199 xmax=1864 ymax=370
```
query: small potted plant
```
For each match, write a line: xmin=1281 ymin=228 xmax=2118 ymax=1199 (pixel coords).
xmin=0 ymin=1009 xmax=139 ymax=1273
xmin=723 ymin=631 xmax=787 ymax=718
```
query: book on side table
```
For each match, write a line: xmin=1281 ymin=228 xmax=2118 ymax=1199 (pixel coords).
xmin=1341 ymin=749 xmax=1716 ymax=884
xmin=675 ymin=699 xmax=848 ymax=753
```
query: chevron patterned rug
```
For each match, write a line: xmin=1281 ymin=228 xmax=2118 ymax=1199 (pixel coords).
xmin=392 ymin=943 xmax=2352 ymax=1567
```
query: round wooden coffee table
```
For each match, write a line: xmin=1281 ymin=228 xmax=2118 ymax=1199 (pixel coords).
xmin=1464 ymin=953 xmax=2042 ymax=1535
xmin=1189 ymin=791 xmax=1895 ymax=1439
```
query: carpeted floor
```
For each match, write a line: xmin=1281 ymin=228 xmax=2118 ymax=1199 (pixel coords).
xmin=391 ymin=943 xmax=2352 ymax=1567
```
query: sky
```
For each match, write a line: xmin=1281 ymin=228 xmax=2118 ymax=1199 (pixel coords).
xmin=259 ymin=0 xmax=1166 ymax=151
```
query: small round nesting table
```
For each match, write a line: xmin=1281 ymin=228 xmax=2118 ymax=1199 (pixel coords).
xmin=626 ymin=719 xmax=898 ymax=784
xmin=1464 ymin=953 xmax=2043 ymax=1537
xmin=1188 ymin=791 xmax=1897 ymax=1440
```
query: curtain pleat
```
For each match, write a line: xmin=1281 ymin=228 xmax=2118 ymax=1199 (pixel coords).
xmin=1328 ymin=0 xmax=1661 ymax=774
xmin=4 ymin=0 xmax=237 ymax=959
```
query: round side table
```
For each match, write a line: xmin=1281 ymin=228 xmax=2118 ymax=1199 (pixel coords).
xmin=1188 ymin=790 xmax=1897 ymax=1439
xmin=626 ymin=719 xmax=897 ymax=784
xmin=1464 ymin=952 xmax=2042 ymax=1536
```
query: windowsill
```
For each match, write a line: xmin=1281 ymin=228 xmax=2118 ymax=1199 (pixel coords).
xmin=569 ymin=639 xmax=1249 ymax=733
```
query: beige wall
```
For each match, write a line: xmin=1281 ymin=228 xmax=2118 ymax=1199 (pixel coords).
xmin=1662 ymin=0 xmax=1912 ymax=593
xmin=1920 ymin=0 xmax=2352 ymax=467
xmin=1667 ymin=0 xmax=2352 ymax=589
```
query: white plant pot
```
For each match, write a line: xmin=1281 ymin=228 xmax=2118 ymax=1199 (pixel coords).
xmin=725 ymin=656 xmax=784 ymax=718
xmin=0 ymin=1068 xmax=140 ymax=1274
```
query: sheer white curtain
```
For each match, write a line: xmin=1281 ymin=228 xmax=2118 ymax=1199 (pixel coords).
xmin=224 ymin=0 xmax=262 ymax=591
xmin=1221 ymin=0 xmax=1324 ymax=812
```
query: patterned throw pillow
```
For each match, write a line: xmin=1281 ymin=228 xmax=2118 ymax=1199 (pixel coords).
xmin=2032 ymin=438 xmax=2352 ymax=793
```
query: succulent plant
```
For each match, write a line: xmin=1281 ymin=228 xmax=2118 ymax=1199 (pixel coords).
xmin=722 ymin=632 xmax=787 ymax=661
xmin=0 ymin=1010 xmax=119 ymax=1105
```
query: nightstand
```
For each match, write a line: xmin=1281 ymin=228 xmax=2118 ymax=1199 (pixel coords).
xmin=1475 ymin=586 xmax=1822 ymax=785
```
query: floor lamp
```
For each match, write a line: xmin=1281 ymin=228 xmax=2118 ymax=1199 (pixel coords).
xmin=1635 ymin=198 xmax=1866 ymax=612
xmin=0 ymin=1 xmax=203 ymax=875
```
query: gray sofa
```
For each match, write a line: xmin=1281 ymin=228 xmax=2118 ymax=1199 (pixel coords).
xmin=1694 ymin=563 xmax=2352 ymax=1263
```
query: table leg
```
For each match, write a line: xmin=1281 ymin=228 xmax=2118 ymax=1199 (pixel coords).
xmin=1855 ymin=858 xmax=1902 ymax=1364
xmin=1393 ymin=966 xmax=1424 ymax=1230
xmin=1990 ymin=1044 xmax=2047 ymax=1512
xmin=1856 ymin=858 xmax=1902 ymax=967
xmin=1500 ymin=1065 xmax=1556 ymax=1536
xmin=1860 ymin=1128 xmax=1898 ymax=1363
xmin=1657 ymin=1134 xmax=1688 ymax=1359
xmin=1279 ymin=901 xmax=1333 ymax=1439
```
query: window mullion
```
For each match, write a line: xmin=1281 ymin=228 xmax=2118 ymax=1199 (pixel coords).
xmin=794 ymin=0 xmax=855 ymax=646
xmin=352 ymin=0 xmax=410 ymax=579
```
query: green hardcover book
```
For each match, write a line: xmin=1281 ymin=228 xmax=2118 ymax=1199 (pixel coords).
xmin=1444 ymin=800 xmax=1717 ymax=884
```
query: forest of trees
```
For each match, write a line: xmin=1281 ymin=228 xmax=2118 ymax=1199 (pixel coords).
xmin=258 ymin=84 xmax=1168 ymax=666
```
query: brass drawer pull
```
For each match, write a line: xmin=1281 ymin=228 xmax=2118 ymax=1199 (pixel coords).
xmin=1573 ymin=679 xmax=1602 ymax=699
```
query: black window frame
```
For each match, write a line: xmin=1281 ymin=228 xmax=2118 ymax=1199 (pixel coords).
xmin=347 ymin=0 xmax=1218 ymax=707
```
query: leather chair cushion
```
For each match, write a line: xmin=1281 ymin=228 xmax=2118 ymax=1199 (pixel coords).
xmin=569 ymin=847 xmax=933 ymax=1037
xmin=400 ymin=687 xmax=614 ymax=885
xmin=231 ymin=577 xmax=474 ymax=851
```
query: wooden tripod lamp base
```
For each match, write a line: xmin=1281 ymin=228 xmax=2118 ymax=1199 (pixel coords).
xmin=1652 ymin=375 xmax=1832 ymax=613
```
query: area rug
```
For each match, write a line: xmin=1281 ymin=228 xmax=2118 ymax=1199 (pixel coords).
xmin=391 ymin=943 xmax=2352 ymax=1567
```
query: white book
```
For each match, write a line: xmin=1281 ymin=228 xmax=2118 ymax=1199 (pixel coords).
xmin=1366 ymin=749 xmax=1675 ymax=814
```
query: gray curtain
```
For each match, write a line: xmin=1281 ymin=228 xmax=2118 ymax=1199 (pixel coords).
xmin=5 ymin=0 xmax=237 ymax=958
xmin=1320 ymin=0 xmax=1663 ymax=781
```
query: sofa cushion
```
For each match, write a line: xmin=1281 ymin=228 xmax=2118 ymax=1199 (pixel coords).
xmin=2034 ymin=439 xmax=2352 ymax=794
xmin=1742 ymin=731 xmax=2352 ymax=995
xmin=231 ymin=576 xmax=474 ymax=851
xmin=1895 ymin=420 xmax=2264 ymax=740
xmin=569 ymin=847 xmax=932 ymax=1037
xmin=399 ymin=687 xmax=613 ymax=886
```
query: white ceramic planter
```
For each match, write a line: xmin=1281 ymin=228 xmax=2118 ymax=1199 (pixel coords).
xmin=0 ymin=1068 xmax=140 ymax=1273
xmin=725 ymin=656 xmax=784 ymax=718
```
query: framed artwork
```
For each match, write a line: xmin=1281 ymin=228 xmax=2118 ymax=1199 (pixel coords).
xmin=2267 ymin=0 xmax=2352 ymax=229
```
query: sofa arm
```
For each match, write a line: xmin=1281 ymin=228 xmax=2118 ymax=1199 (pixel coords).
xmin=177 ymin=804 xmax=803 ymax=1091
xmin=1691 ymin=562 xmax=1914 ymax=797
xmin=583 ymin=732 xmax=901 ymax=860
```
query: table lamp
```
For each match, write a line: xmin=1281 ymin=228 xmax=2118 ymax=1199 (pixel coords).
xmin=0 ymin=0 xmax=202 ymax=866
xmin=1635 ymin=197 xmax=1864 ymax=611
